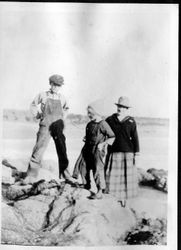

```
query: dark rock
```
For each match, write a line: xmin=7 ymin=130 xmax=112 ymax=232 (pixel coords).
xmin=137 ymin=168 xmax=167 ymax=193
xmin=137 ymin=168 xmax=156 ymax=186
xmin=124 ymin=213 xmax=167 ymax=245
xmin=147 ymin=168 xmax=167 ymax=193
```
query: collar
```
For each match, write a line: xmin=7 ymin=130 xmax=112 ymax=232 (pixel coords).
xmin=112 ymin=113 xmax=130 ymax=123
xmin=48 ymin=89 xmax=59 ymax=95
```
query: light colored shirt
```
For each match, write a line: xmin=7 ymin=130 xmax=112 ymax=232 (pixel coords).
xmin=30 ymin=90 xmax=69 ymax=119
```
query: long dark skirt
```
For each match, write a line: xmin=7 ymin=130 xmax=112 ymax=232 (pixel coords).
xmin=105 ymin=152 xmax=138 ymax=200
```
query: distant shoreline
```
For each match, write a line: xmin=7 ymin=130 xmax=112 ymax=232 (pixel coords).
xmin=3 ymin=109 xmax=169 ymax=126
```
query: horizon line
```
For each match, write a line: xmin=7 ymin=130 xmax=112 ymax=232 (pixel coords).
xmin=2 ymin=108 xmax=170 ymax=120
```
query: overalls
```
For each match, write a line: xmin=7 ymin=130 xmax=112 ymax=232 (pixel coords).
xmin=28 ymin=95 xmax=68 ymax=178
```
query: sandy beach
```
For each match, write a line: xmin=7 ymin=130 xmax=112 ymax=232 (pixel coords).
xmin=2 ymin=119 xmax=169 ymax=173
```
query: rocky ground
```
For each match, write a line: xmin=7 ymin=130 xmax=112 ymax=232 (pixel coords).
xmin=1 ymin=159 xmax=167 ymax=246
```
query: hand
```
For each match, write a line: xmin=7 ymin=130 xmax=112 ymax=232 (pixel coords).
xmin=36 ymin=112 xmax=43 ymax=119
xmin=134 ymin=152 xmax=140 ymax=157
xmin=98 ymin=143 xmax=108 ymax=154
xmin=97 ymin=143 xmax=105 ymax=151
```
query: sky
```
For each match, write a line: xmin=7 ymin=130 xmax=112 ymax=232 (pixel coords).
xmin=0 ymin=3 xmax=178 ymax=118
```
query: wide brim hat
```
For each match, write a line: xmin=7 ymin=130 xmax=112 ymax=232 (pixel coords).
xmin=49 ymin=74 xmax=64 ymax=86
xmin=115 ymin=96 xmax=131 ymax=108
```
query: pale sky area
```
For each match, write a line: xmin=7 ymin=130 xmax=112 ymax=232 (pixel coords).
xmin=0 ymin=3 xmax=178 ymax=118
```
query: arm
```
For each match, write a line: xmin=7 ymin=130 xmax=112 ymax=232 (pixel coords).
xmin=131 ymin=122 xmax=140 ymax=153
xmin=30 ymin=93 xmax=43 ymax=118
xmin=98 ymin=121 xmax=115 ymax=150
xmin=101 ymin=120 xmax=115 ymax=138
xmin=61 ymin=95 xmax=69 ymax=119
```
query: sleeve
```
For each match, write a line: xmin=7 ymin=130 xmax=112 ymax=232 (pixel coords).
xmin=105 ymin=116 xmax=114 ymax=131
xmin=30 ymin=92 xmax=43 ymax=118
xmin=100 ymin=120 xmax=115 ymax=138
xmin=131 ymin=122 xmax=140 ymax=153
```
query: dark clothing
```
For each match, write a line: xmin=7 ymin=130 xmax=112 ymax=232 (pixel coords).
xmin=85 ymin=120 xmax=114 ymax=146
xmin=49 ymin=119 xmax=69 ymax=178
xmin=73 ymin=119 xmax=114 ymax=190
xmin=104 ymin=113 xmax=140 ymax=200
xmin=106 ymin=114 xmax=139 ymax=153
xmin=84 ymin=120 xmax=114 ymax=190
xmin=83 ymin=144 xmax=106 ymax=190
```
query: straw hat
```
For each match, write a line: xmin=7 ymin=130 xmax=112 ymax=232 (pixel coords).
xmin=115 ymin=96 xmax=131 ymax=108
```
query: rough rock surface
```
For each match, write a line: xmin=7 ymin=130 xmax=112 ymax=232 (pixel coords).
xmin=2 ymin=159 xmax=168 ymax=193
xmin=1 ymin=159 xmax=167 ymax=246
xmin=124 ymin=214 xmax=167 ymax=245
xmin=2 ymin=182 xmax=137 ymax=246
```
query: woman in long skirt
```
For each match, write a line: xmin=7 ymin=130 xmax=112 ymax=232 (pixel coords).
xmin=105 ymin=96 xmax=140 ymax=207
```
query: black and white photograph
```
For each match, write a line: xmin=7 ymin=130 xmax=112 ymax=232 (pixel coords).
xmin=0 ymin=2 xmax=178 ymax=249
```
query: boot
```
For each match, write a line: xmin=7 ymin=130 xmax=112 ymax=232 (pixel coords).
xmin=89 ymin=189 xmax=103 ymax=200
xmin=63 ymin=169 xmax=78 ymax=184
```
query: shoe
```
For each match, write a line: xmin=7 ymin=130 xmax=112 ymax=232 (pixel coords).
xmin=65 ymin=177 xmax=79 ymax=185
xmin=102 ymin=188 xmax=109 ymax=194
xmin=72 ymin=175 xmax=78 ymax=180
xmin=89 ymin=191 xmax=103 ymax=200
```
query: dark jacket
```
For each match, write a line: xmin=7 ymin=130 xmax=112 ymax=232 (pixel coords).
xmin=106 ymin=114 xmax=140 ymax=153
xmin=85 ymin=119 xmax=115 ymax=146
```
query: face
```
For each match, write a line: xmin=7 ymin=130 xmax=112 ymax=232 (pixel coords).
xmin=50 ymin=83 xmax=61 ymax=93
xmin=116 ymin=105 xmax=128 ymax=116
xmin=87 ymin=107 xmax=95 ymax=120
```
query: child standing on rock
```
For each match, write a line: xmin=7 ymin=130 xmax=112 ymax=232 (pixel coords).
xmin=74 ymin=101 xmax=115 ymax=199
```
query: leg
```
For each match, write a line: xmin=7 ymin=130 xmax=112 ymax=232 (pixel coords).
xmin=50 ymin=119 xmax=69 ymax=178
xmin=83 ymin=148 xmax=92 ymax=189
xmin=79 ymin=157 xmax=87 ymax=185
xmin=95 ymin=149 xmax=106 ymax=190
xmin=53 ymin=133 xmax=69 ymax=177
xmin=84 ymin=167 xmax=91 ymax=190
xmin=103 ymin=145 xmax=111 ymax=193
xmin=91 ymin=150 xmax=105 ymax=199
xmin=28 ymin=125 xmax=51 ymax=177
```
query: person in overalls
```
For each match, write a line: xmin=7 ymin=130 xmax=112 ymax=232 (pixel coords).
xmin=23 ymin=74 xmax=75 ymax=184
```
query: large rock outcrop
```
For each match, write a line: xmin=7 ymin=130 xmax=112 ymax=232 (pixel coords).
xmin=1 ymin=159 xmax=167 ymax=246
xmin=2 ymin=182 xmax=137 ymax=246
